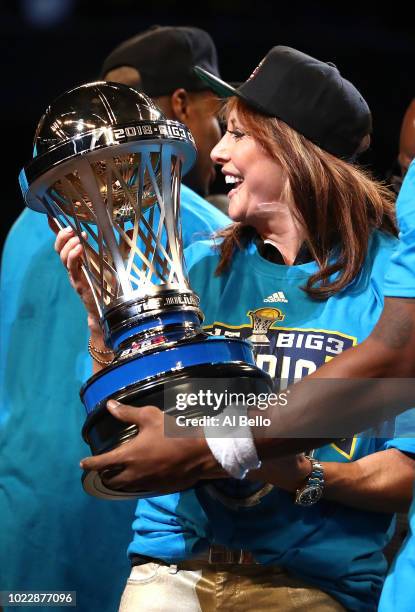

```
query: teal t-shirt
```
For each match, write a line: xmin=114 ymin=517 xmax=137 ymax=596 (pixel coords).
xmin=129 ymin=229 xmax=415 ymax=612
xmin=383 ymin=159 xmax=415 ymax=299
xmin=378 ymin=160 xmax=415 ymax=612
xmin=379 ymin=495 xmax=415 ymax=612
xmin=0 ymin=188 xmax=228 ymax=611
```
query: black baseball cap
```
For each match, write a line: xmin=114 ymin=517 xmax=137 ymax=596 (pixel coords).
xmin=195 ymin=46 xmax=371 ymax=159
xmin=100 ymin=25 xmax=221 ymax=97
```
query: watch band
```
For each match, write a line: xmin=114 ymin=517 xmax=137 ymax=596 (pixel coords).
xmin=294 ymin=456 xmax=325 ymax=506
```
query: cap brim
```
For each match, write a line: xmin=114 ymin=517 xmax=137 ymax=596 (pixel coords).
xmin=194 ymin=66 xmax=238 ymax=98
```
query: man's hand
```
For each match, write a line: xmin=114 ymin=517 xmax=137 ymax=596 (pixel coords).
xmin=80 ymin=401 xmax=228 ymax=494
xmin=247 ymin=453 xmax=312 ymax=491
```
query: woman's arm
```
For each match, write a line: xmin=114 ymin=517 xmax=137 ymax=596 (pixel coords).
xmin=53 ymin=224 xmax=114 ymax=374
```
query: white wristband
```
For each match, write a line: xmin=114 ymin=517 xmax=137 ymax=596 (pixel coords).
xmin=204 ymin=404 xmax=261 ymax=479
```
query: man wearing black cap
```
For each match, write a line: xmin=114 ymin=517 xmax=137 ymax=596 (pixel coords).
xmin=101 ymin=25 xmax=230 ymax=236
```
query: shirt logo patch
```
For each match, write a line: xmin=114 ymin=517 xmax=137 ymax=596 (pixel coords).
xmin=206 ymin=317 xmax=356 ymax=384
xmin=263 ymin=291 xmax=288 ymax=303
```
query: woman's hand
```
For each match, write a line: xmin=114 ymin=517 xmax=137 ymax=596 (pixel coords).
xmin=50 ymin=221 xmax=100 ymax=333
xmin=50 ymin=220 xmax=112 ymax=370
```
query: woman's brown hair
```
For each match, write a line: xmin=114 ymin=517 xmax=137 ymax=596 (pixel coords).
xmin=216 ymin=98 xmax=396 ymax=300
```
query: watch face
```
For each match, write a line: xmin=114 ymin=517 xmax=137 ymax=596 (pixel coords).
xmin=296 ymin=485 xmax=323 ymax=506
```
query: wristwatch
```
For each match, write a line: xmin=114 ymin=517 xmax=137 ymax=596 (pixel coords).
xmin=295 ymin=456 xmax=325 ymax=506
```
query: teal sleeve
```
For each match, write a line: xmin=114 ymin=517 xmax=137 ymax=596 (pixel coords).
xmin=384 ymin=160 xmax=415 ymax=297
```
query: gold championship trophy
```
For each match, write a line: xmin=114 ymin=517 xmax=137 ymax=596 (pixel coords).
xmin=19 ymin=82 xmax=272 ymax=499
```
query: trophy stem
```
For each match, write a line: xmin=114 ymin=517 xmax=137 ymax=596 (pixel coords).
xmin=101 ymin=288 xmax=203 ymax=352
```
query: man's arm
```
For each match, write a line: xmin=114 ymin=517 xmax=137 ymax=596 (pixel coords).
xmin=249 ymin=449 xmax=415 ymax=513
xmin=78 ymin=299 xmax=415 ymax=492
xmin=310 ymin=297 xmax=415 ymax=378
xmin=254 ymin=297 xmax=415 ymax=460
xmin=321 ymin=449 xmax=415 ymax=513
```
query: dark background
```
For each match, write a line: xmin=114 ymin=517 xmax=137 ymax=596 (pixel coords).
xmin=1 ymin=0 xmax=414 ymax=248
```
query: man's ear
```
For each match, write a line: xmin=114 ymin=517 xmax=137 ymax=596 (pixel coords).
xmin=170 ymin=88 xmax=191 ymax=122
xmin=398 ymin=151 xmax=411 ymax=176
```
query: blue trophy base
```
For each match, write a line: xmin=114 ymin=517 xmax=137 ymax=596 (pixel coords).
xmin=80 ymin=335 xmax=272 ymax=500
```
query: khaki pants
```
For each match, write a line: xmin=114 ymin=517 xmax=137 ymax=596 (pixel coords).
xmin=119 ymin=562 xmax=346 ymax=611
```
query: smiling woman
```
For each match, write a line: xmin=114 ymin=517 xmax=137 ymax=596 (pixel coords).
xmin=213 ymin=105 xmax=302 ymax=266
xmin=214 ymin=107 xmax=289 ymax=225
xmin=213 ymin=95 xmax=395 ymax=297
xmin=52 ymin=46 xmax=415 ymax=612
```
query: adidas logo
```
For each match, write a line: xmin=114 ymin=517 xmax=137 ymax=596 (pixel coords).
xmin=263 ymin=291 xmax=288 ymax=303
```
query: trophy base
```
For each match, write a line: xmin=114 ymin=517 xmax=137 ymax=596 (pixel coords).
xmin=80 ymin=337 xmax=272 ymax=500
xmin=81 ymin=469 xmax=162 ymax=500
